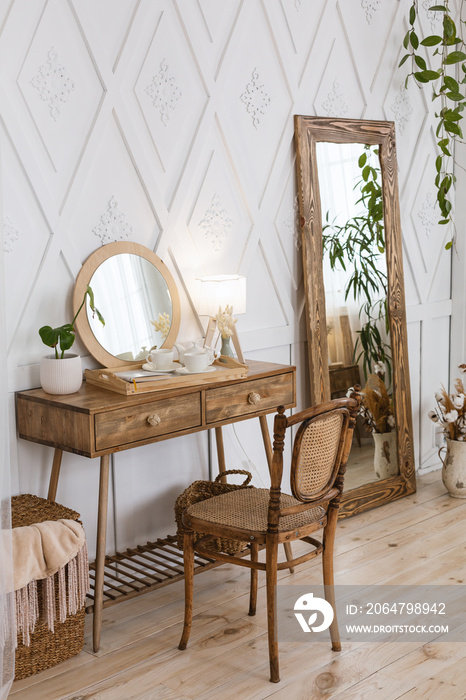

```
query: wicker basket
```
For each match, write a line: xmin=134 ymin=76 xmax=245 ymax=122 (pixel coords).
xmin=175 ymin=470 xmax=253 ymax=555
xmin=11 ymin=494 xmax=86 ymax=681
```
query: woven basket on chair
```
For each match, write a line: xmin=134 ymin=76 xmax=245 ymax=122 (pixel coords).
xmin=11 ymin=494 xmax=86 ymax=681
xmin=175 ymin=470 xmax=253 ymax=555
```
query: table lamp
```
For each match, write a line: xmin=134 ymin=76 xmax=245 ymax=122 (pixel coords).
xmin=197 ymin=275 xmax=246 ymax=363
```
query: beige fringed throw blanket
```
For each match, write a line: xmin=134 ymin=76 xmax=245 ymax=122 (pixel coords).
xmin=12 ymin=518 xmax=89 ymax=646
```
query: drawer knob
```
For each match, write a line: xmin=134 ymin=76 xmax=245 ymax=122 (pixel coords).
xmin=147 ymin=413 xmax=162 ymax=427
xmin=248 ymin=392 xmax=261 ymax=405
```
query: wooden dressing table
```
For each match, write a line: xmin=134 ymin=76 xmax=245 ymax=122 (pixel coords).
xmin=16 ymin=359 xmax=296 ymax=651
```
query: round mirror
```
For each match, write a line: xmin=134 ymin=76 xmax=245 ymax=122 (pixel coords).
xmin=73 ymin=242 xmax=180 ymax=367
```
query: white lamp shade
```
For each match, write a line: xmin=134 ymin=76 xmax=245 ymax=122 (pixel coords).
xmin=197 ymin=275 xmax=246 ymax=316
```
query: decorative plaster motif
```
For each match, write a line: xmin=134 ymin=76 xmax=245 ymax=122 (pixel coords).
xmin=3 ymin=216 xmax=20 ymax=253
xmin=423 ymin=0 xmax=442 ymax=33
xmin=198 ymin=194 xmax=233 ymax=253
xmin=390 ymin=84 xmax=413 ymax=135
xmin=283 ymin=195 xmax=301 ymax=250
xmin=321 ymin=79 xmax=349 ymax=118
xmin=417 ymin=190 xmax=437 ymax=237
xmin=294 ymin=0 xmax=302 ymax=10
xmin=30 ymin=48 xmax=75 ymax=121
xmin=145 ymin=59 xmax=182 ymax=126
xmin=360 ymin=0 xmax=381 ymax=24
xmin=240 ymin=68 xmax=271 ymax=129
xmin=92 ymin=196 xmax=134 ymax=245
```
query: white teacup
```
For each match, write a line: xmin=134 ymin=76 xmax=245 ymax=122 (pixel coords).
xmin=183 ymin=351 xmax=212 ymax=373
xmin=147 ymin=348 xmax=173 ymax=370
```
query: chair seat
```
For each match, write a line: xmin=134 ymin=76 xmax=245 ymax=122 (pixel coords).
xmin=185 ymin=488 xmax=326 ymax=534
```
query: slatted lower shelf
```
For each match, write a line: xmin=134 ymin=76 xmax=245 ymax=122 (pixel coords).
xmin=86 ymin=534 xmax=225 ymax=613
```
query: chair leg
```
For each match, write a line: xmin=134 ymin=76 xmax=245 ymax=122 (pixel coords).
xmin=178 ymin=530 xmax=195 ymax=650
xmin=283 ymin=542 xmax=295 ymax=573
xmin=266 ymin=539 xmax=280 ymax=683
xmin=249 ymin=542 xmax=259 ymax=616
xmin=322 ymin=507 xmax=341 ymax=652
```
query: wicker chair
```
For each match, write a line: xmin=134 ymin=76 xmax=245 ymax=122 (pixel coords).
xmin=178 ymin=397 xmax=359 ymax=683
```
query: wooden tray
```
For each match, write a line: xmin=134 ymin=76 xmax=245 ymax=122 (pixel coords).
xmin=84 ymin=356 xmax=248 ymax=395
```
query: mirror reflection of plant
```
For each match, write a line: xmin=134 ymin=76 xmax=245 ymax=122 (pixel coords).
xmin=348 ymin=374 xmax=395 ymax=434
xmin=399 ymin=1 xmax=466 ymax=247
xmin=354 ymin=299 xmax=392 ymax=386
xmin=322 ymin=145 xmax=391 ymax=381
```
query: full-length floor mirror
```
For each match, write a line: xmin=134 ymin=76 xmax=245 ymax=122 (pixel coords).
xmin=294 ymin=116 xmax=416 ymax=518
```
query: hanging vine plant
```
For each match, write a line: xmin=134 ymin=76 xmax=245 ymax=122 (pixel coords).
xmin=399 ymin=1 xmax=466 ymax=249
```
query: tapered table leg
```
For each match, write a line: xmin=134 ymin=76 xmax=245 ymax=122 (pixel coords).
xmin=93 ymin=454 xmax=110 ymax=653
xmin=215 ymin=426 xmax=227 ymax=483
xmin=47 ymin=448 xmax=63 ymax=501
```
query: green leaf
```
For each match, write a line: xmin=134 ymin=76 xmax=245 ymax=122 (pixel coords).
xmin=428 ymin=4 xmax=447 ymax=10
xmin=410 ymin=31 xmax=419 ymax=50
xmin=439 ymin=219 xmax=451 ymax=224
xmin=443 ymin=109 xmax=461 ymax=120
xmin=398 ymin=53 xmax=410 ymax=68
xmin=444 ymin=75 xmax=459 ymax=91
xmin=444 ymin=120 xmax=463 ymax=136
xmin=409 ymin=3 xmax=416 ymax=24
xmin=445 ymin=51 xmax=466 ymax=64
xmin=403 ymin=30 xmax=411 ymax=50
xmin=421 ymin=35 xmax=443 ymax=46
xmin=358 ymin=153 xmax=367 ymax=168
xmin=435 ymin=155 xmax=442 ymax=172
xmin=445 ymin=241 xmax=453 ymax=250
xmin=438 ymin=138 xmax=452 ymax=156
xmin=445 ymin=91 xmax=464 ymax=101
xmin=415 ymin=54 xmax=427 ymax=70
xmin=443 ymin=15 xmax=456 ymax=40
xmin=415 ymin=70 xmax=440 ymax=82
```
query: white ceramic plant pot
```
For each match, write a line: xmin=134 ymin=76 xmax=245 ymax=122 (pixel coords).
xmin=440 ymin=438 xmax=466 ymax=499
xmin=373 ymin=431 xmax=398 ymax=480
xmin=40 ymin=354 xmax=83 ymax=395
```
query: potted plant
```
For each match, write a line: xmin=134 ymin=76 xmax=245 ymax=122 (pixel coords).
xmin=348 ymin=373 xmax=397 ymax=479
xmin=38 ymin=285 xmax=104 ymax=395
xmin=428 ymin=366 xmax=466 ymax=497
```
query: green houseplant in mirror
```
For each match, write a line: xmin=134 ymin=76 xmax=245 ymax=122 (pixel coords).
xmin=322 ymin=145 xmax=392 ymax=383
xmin=39 ymin=285 xmax=105 ymax=395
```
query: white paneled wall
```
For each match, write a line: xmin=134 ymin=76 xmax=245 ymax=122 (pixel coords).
xmin=0 ymin=0 xmax=454 ymax=557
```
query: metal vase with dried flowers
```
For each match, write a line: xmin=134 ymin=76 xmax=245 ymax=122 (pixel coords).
xmin=429 ymin=366 xmax=466 ymax=498
xmin=348 ymin=374 xmax=397 ymax=479
xmin=215 ymin=304 xmax=237 ymax=362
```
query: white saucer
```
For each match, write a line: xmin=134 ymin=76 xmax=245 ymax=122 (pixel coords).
xmin=175 ymin=365 xmax=217 ymax=375
xmin=142 ymin=362 xmax=179 ymax=373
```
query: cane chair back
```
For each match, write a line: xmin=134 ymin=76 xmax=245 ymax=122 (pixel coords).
xmin=290 ymin=409 xmax=347 ymax=502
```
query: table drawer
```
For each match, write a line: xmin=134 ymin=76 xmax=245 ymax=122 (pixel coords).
xmin=206 ymin=372 xmax=294 ymax=424
xmin=95 ymin=393 xmax=202 ymax=450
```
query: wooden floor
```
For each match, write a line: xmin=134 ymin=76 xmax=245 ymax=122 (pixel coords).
xmin=10 ymin=471 xmax=466 ymax=700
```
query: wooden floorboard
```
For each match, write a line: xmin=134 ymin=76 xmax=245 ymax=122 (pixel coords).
xmin=9 ymin=472 xmax=466 ymax=700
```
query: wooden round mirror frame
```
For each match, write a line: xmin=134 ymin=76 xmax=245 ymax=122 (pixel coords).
xmin=73 ymin=241 xmax=181 ymax=368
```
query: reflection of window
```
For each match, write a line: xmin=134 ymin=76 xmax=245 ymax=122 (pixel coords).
xmin=87 ymin=254 xmax=172 ymax=359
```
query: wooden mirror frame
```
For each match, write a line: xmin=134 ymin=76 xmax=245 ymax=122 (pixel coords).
xmin=294 ymin=116 xmax=416 ymax=518
xmin=73 ymin=241 xmax=181 ymax=368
